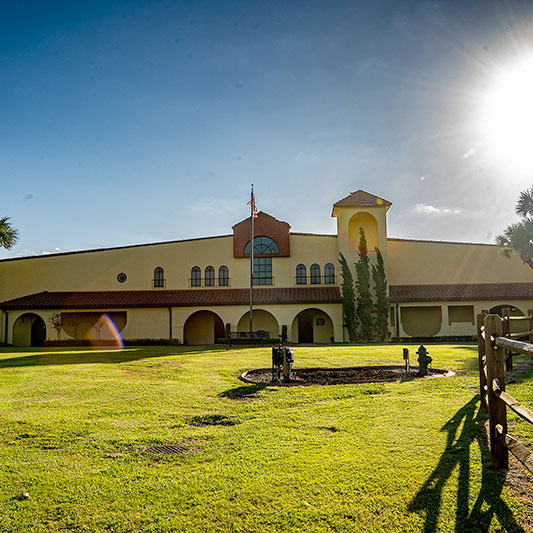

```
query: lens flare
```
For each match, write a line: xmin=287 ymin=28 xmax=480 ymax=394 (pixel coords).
xmin=86 ymin=313 xmax=124 ymax=348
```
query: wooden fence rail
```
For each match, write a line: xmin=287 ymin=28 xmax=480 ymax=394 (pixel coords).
xmin=478 ymin=313 xmax=533 ymax=473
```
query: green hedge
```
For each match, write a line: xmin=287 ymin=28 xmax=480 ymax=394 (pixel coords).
xmin=216 ymin=337 xmax=281 ymax=345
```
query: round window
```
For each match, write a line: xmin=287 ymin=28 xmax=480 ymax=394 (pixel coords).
xmin=117 ymin=272 xmax=127 ymax=283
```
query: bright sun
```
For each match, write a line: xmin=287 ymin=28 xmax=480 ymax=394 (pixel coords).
xmin=481 ymin=57 xmax=533 ymax=173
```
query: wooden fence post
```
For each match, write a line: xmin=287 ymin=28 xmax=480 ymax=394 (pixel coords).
xmin=528 ymin=309 xmax=533 ymax=345
xmin=484 ymin=314 xmax=508 ymax=469
xmin=502 ymin=307 xmax=513 ymax=371
xmin=477 ymin=312 xmax=488 ymax=411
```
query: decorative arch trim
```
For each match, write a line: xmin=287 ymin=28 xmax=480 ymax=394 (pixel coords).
xmin=232 ymin=212 xmax=290 ymax=258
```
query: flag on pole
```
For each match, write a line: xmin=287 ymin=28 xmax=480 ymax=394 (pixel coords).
xmin=248 ymin=185 xmax=256 ymax=335
xmin=248 ymin=192 xmax=258 ymax=219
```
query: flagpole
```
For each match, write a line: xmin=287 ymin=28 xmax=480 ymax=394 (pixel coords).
xmin=249 ymin=184 xmax=254 ymax=336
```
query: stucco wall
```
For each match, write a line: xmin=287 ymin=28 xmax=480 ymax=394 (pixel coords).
xmin=0 ymin=233 xmax=340 ymax=303
xmin=387 ymin=239 xmax=532 ymax=285
xmin=392 ymin=300 xmax=533 ymax=338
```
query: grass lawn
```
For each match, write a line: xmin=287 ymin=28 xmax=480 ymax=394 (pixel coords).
xmin=0 ymin=344 xmax=531 ymax=532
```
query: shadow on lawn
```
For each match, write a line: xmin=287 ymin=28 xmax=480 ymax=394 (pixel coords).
xmin=0 ymin=349 xmax=171 ymax=367
xmin=409 ymin=396 xmax=524 ymax=532
xmin=220 ymin=384 xmax=262 ymax=399
xmin=0 ymin=345 xmax=256 ymax=368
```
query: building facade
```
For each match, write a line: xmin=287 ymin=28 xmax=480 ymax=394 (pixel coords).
xmin=1 ymin=190 xmax=532 ymax=346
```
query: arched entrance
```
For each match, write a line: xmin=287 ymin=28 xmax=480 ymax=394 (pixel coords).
xmin=489 ymin=304 xmax=525 ymax=336
xmin=489 ymin=304 xmax=524 ymax=317
xmin=184 ymin=311 xmax=225 ymax=345
xmin=13 ymin=313 xmax=47 ymax=347
xmin=291 ymin=309 xmax=334 ymax=344
xmin=237 ymin=309 xmax=279 ymax=339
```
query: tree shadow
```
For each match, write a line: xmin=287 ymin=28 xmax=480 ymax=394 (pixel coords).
xmin=408 ymin=395 xmax=524 ymax=532
xmin=0 ymin=349 xmax=169 ymax=368
xmin=0 ymin=345 xmax=260 ymax=368
xmin=219 ymin=385 xmax=262 ymax=400
xmin=448 ymin=346 xmax=478 ymax=351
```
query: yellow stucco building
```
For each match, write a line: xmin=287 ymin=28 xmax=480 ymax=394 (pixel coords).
xmin=1 ymin=190 xmax=532 ymax=346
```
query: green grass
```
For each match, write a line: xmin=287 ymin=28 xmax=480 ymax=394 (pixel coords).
xmin=0 ymin=344 xmax=531 ymax=532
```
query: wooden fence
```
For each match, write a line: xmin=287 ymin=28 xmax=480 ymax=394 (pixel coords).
xmin=477 ymin=312 xmax=533 ymax=472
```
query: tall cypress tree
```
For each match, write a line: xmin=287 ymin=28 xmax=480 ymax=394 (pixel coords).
xmin=339 ymin=252 xmax=357 ymax=341
xmin=355 ymin=228 xmax=373 ymax=341
xmin=372 ymin=247 xmax=389 ymax=342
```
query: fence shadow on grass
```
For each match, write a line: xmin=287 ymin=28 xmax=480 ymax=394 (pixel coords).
xmin=408 ymin=395 xmax=524 ymax=533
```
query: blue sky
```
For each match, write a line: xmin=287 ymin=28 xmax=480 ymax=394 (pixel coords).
xmin=2 ymin=0 xmax=533 ymax=258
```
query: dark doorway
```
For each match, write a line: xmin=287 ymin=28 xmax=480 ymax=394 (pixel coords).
xmin=298 ymin=313 xmax=314 ymax=343
xmin=30 ymin=316 xmax=46 ymax=346
xmin=214 ymin=316 xmax=225 ymax=342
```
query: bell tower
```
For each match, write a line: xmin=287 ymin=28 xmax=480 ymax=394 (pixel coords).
xmin=332 ymin=190 xmax=391 ymax=274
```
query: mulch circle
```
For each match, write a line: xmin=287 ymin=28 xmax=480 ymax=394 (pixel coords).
xmin=240 ymin=365 xmax=454 ymax=386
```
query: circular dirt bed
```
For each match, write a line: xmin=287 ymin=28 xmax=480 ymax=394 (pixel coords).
xmin=240 ymin=365 xmax=454 ymax=386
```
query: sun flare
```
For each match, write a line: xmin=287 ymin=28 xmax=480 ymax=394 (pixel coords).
xmin=481 ymin=57 xmax=533 ymax=172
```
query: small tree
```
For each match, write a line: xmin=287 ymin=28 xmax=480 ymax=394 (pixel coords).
xmin=339 ymin=252 xmax=357 ymax=341
xmin=372 ymin=247 xmax=389 ymax=342
xmin=49 ymin=313 xmax=63 ymax=341
xmin=355 ymin=227 xmax=373 ymax=341
xmin=63 ymin=312 xmax=82 ymax=340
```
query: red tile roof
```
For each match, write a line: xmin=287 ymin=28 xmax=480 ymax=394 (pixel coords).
xmin=332 ymin=190 xmax=391 ymax=216
xmin=389 ymin=283 xmax=533 ymax=302
xmin=4 ymin=283 xmax=531 ymax=310
xmin=0 ymin=287 xmax=342 ymax=310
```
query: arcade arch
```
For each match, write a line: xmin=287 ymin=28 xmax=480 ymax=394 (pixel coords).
xmin=489 ymin=304 xmax=526 ymax=335
xmin=13 ymin=313 xmax=47 ymax=347
xmin=184 ymin=310 xmax=225 ymax=345
xmin=237 ymin=309 xmax=279 ymax=339
xmin=291 ymin=308 xmax=334 ymax=344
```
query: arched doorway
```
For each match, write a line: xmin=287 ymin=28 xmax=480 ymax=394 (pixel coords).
xmin=489 ymin=304 xmax=524 ymax=317
xmin=489 ymin=304 xmax=525 ymax=336
xmin=237 ymin=309 xmax=279 ymax=339
xmin=291 ymin=309 xmax=334 ymax=344
xmin=184 ymin=311 xmax=225 ymax=345
xmin=13 ymin=313 xmax=47 ymax=347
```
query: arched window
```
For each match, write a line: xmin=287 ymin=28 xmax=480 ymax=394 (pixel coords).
xmin=205 ymin=266 xmax=215 ymax=286
xmin=324 ymin=263 xmax=335 ymax=284
xmin=310 ymin=263 xmax=321 ymax=284
xmin=296 ymin=264 xmax=307 ymax=285
xmin=244 ymin=236 xmax=280 ymax=255
xmin=219 ymin=265 xmax=229 ymax=286
xmin=191 ymin=266 xmax=201 ymax=287
xmin=153 ymin=266 xmax=164 ymax=288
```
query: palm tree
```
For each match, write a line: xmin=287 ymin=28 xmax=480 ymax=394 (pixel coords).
xmin=496 ymin=186 xmax=533 ymax=270
xmin=0 ymin=217 xmax=18 ymax=250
